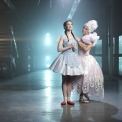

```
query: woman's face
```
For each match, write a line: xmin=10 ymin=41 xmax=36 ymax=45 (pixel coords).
xmin=82 ymin=25 xmax=89 ymax=35
xmin=65 ymin=21 xmax=73 ymax=31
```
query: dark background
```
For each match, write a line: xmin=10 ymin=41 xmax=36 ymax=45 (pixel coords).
xmin=0 ymin=0 xmax=122 ymax=79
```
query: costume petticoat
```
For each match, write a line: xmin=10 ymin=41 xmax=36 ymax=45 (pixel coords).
xmin=77 ymin=33 xmax=104 ymax=99
xmin=49 ymin=35 xmax=84 ymax=76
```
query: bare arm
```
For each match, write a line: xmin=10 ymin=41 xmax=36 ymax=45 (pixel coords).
xmin=57 ymin=35 xmax=73 ymax=52
xmin=77 ymin=39 xmax=93 ymax=52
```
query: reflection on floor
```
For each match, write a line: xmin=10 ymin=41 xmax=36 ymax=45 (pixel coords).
xmin=0 ymin=70 xmax=122 ymax=122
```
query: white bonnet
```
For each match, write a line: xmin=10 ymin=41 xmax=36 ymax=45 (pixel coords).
xmin=84 ymin=20 xmax=98 ymax=33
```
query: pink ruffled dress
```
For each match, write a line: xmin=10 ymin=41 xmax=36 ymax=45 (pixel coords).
xmin=77 ymin=33 xmax=104 ymax=99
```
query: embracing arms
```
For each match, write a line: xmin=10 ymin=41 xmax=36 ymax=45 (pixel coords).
xmin=77 ymin=38 xmax=93 ymax=52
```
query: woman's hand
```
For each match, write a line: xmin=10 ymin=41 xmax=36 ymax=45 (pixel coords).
xmin=69 ymin=43 xmax=74 ymax=48
xmin=76 ymin=38 xmax=81 ymax=43
xmin=69 ymin=43 xmax=76 ymax=52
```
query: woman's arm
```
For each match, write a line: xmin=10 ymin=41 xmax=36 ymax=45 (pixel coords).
xmin=57 ymin=35 xmax=73 ymax=52
xmin=77 ymin=39 xmax=93 ymax=52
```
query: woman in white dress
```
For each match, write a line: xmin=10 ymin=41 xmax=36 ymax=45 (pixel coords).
xmin=77 ymin=20 xmax=104 ymax=103
xmin=49 ymin=20 xmax=85 ymax=105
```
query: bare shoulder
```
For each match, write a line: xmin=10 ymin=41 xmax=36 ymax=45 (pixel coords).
xmin=59 ymin=35 xmax=66 ymax=42
xmin=60 ymin=34 xmax=66 ymax=39
xmin=58 ymin=35 xmax=64 ymax=44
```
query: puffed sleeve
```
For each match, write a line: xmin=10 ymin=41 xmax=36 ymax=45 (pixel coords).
xmin=90 ymin=32 xmax=100 ymax=46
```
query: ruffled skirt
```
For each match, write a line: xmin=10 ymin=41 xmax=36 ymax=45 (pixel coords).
xmin=77 ymin=55 xmax=104 ymax=98
xmin=49 ymin=53 xmax=84 ymax=76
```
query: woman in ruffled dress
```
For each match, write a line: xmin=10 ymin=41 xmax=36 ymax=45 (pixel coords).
xmin=77 ymin=20 xmax=104 ymax=103
xmin=49 ymin=20 xmax=86 ymax=105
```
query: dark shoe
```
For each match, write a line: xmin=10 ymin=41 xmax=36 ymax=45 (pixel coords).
xmin=61 ymin=101 xmax=67 ymax=105
xmin=67 ymin=101 xmax=75 ymax=105
xmin=84 ymin=93 xmax=90 ymax=101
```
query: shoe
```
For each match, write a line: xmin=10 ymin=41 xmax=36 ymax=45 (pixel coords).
xmin=67 ymin=101 xmax=75 ymax=105
xmin=61 ymin=101 xmax=67 ymax=105
xmin=80 ymin=99 xmax=89 ymax=103
xmin=84 ymin=93 xmax=90 ymax=101
xmin=83 ymin=99 xmax=90 ymax=103
xmin=79 ymin=93 xmax=90 ymax=103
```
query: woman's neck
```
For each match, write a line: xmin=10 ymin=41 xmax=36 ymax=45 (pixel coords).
xmin=66 ymin=31 xmax=72 ymax=34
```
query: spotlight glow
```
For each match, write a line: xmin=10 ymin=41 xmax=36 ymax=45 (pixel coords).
xmin=44 ymin=70 xmax=52 ymax=85
xmin=45 ymin=56 xmax=50 ymax=61
xmin=45 ymin=33 xmax=51 ymax=46
xmin=67 ymin=0 xmax=81 ymax=19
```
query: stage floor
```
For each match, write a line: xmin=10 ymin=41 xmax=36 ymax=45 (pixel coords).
xmin=0 ymin=70 xmax=122 ymax=122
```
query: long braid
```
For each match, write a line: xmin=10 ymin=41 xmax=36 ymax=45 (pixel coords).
xmin=71 ymin=31 xmax=76 ymax=41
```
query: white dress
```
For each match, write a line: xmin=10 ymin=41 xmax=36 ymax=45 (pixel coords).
xmin=49 ymin=35 xmax=84 ymax=76
xmin=77 ymin=34 xmax=104 ymax=99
